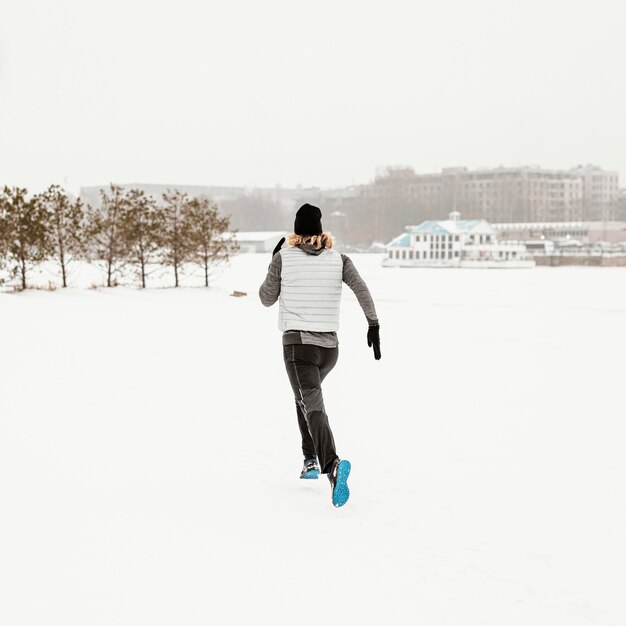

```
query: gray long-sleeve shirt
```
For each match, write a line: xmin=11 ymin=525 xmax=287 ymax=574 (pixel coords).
xmin=259 ymin=248 xmax=379 ymax=348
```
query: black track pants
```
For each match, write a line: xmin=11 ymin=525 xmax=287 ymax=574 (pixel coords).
xmin=283 ymin=344 xmax=339 ymax=474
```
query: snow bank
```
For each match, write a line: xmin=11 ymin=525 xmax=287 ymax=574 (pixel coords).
xmin=1 ymin=254 xmax=624 ymax=625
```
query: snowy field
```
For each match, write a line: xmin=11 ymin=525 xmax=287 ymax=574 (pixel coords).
xmin=1 ymin=254 xmax=624 ymax=626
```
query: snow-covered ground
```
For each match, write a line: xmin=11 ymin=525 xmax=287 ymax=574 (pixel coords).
xmin=1 ymin=254 xmax=624 ymax=625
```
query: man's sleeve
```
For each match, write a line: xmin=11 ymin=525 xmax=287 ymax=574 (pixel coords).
xmin=259 ymin=253 xmax=282 ymax=307
xmin=341 ymin=254 xmax=379 ymax=325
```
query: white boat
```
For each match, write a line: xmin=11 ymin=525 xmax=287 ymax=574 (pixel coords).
xmin=382 ymin=212 xmax=535 ymax=269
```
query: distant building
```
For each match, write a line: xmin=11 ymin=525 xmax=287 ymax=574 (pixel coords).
xmin=384 ymin=212 xmax=534 ymax=268
xmin=79 ymin=183 xmax=299 ymax=234
xmin=618 ymin=189 xmax=626 ymax=221
xmin=570 ymin=165 xmax=620 ymax=221
xmin=230 ymin=231 xmax=288 ymax=253
xmin=80 ymin=183 xmax=247 ymax=208
xmin=354 ymin=164 xmax=620 ymax=243
xmin=78 ymin=165 xmax=623 ymax=248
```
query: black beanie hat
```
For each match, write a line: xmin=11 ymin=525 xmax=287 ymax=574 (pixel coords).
xmin=294 ymin=203 xmax=323 ymax=236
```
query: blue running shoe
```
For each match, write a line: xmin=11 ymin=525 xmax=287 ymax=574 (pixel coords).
xmin=300 ymin=458 xmax=320 ymax=479
xmin=329 ymin=459 xmax=351 ymax=507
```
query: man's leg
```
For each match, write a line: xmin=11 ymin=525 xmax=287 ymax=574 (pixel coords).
xmin=315 ymin=346 xmax=339 ymax=473
xmin=284 ymin=345 xmax=318 ymax=459
xmin=319 ymin=345 xmax=339 ymax=383
xmin=283 ymin=344 xmax=339 ymax=474
xmin=295 ymin=401 xmax=316 ymax=460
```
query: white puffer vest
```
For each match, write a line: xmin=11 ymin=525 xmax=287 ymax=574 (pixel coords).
xmin=278 ymin=246 xmax=343 ymax=332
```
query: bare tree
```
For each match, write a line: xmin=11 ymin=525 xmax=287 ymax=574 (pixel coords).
xmin=160 ymin=190 xmax=193 ymax=287
xmin=38 ymin=185 xmax=86 ymax=288
xmin=86 ymin=184 xmax=130 ymax=287
xmin=0 ymin=194 xmax=7 ymax=285
xmin=122 ymin=189 xmax=162 ymax=288
xmin=0 ymin=186 xmax=49 ymax=290
xmin=187 ymin=196 xmax=239 ymax=287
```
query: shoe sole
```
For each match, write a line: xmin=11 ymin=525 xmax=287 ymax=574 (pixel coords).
xmin=300 ymin=469 xmax=320 ymax=480
xmin=332 ymin=460 xmax=351 ymax=507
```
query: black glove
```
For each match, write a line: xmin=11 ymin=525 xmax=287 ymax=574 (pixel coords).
xmin=367 ymin=324 xmax=381 ymax=361
xmin=272 ymin=237 xmax=285 ymax=256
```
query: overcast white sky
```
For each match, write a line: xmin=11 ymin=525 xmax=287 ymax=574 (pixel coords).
xmin=1 ymin=0 xmax=625 ymax=194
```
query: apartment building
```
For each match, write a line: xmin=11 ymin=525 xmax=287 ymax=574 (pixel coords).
xmin=355 ymin=165 xmax=619 ymax=242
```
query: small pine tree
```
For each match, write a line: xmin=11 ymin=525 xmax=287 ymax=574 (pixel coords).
xmin=186 ymin=197 xmax=239 ymax=287
xmin=86 ymin=184 xmax=130 ymax=287
xmin=122 ymin=189 xmax=162 ymax=288
xmin=160 ymin=190 xmax=193 ymax=287
xmin=0 ymin=186 xmax=49 ymax=290
xmin=38 ymin=185 xmax=86 ymax=288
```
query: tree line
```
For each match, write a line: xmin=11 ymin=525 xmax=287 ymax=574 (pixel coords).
xmin=0 ymin=184 xmax=238 ymax=290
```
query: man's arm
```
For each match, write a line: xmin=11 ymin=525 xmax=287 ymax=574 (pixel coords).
xmin=259 ymin=253 xmax=282 ymax=307
xmin=341 ymin=254 xmax=378 ymax=325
